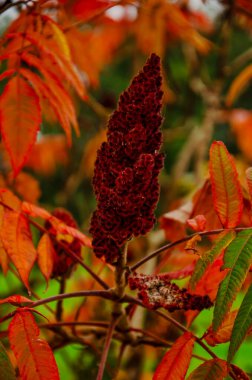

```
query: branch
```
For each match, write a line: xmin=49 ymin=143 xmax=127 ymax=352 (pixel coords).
xmin=0 ymin=0 xmax=31 ymax=15
xmin=128 ymin=297 xmax=237 ymax=379
xmin=96 ymin=316 xmax=118 ymax=380
xmin=86 ymin=95 xmax=111 ymax=120
xmin=130 ymin=226 xmax=252 ymax=271
xmin=30 ymin=290 xmax=114 ymax=308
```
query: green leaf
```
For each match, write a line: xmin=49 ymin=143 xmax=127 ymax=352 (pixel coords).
xmin=228 ymin=283 xmax=252 ymax=362
xmin=187 ymin=358 xmax=227 ymax=379
xmin=213 ymin=229 xmax=252 ymax=331
xmin=189 ymin=231 xmax=235 ymax=290
xmin=0 ymin=341 xmax=16 ymax=380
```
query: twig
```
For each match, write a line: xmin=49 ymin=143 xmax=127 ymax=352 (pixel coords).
xmin=56 ymin=277 xmax=66 ymax=321
xmin=0 ymin=0 xmax=31 ymax=15
xmin=226 ymin=47 xmax=252 ymax=75
xmin=40 ymin=321 xmax=109 ymax=329
xmin=130 ymin=226 xmax=252 ymax=271
xmin=8 ymin=267 xmax=55 ymax=315
xmin=96 ymin=316 xmax=118 ymax=380
xmin=30 ymin=290 xmax=114 ymax=308
xmin=86 ymin=95 xmax=111 ymax=120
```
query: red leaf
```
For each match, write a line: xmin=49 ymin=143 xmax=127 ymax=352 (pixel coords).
xmin=72 ymin=0 xmax=111 ymax=20
xmin=186 ymin=215 xmax=206 ymax=232
xmin=0 ymin=295 xmax=32 ymax=307
xmin=187 ymin=358 xmax=228 ymax=379
xmin=0 ymin=69 xmax=15 ymax=81
xmin=230 ymin=364 xmax=250 ymax=380
xmin=209 ymin=141 xmax=243 ymax=228
xmin=186 ymin=256 xmax=228 ymax=326
xmin=157 ymin=264 xmax=195 ymax=280
xmin=153 ymin=332 xmax=195 ymax=380
xmin=8 ymin=309 xmax=59 ymax=380
xmin=1 ymin=210 xmax=37 ymax=291
xmin=0 ymin=76 xmax=41 ymax=175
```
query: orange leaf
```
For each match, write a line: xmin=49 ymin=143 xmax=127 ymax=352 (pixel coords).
xmin=0 ymin=295 xmax=32 ymax=307
xmin=20 ymin=53 xmax=78 ymax=141
xmin=187 ymin=358 xmax=228 ymax=379
xmin=204 ymin=310 xmax=238 ymax=346
xmin=1 ymin=210 xmax=37 ymax=291
xmin=159 ymin=201 xmax=192 ymax=242
xmin=226 ymin=65 xmax=252 ymax=106
xmin=8 ymin=309 xmax=60 ymax=380
xmin=186 ymin=215 xmax=206 ymax=232
xmin=37 ymin=234 xmax=55 ymax=285
xmin=17 ymin=29 xmax=85 ymax=99
xmin=0 ymin=188 xmax=21 ymax=211
xmin=22 ymin=202 xmax=92 ymax=247
xmin=186 ymin=256 xmax=228 ymax=326
xmin=209 ymin=141 xmax=243 ymax=228
xmin=153 ymin=332 xmax=195 ymax=380
xmin=0 ymin=242 xmax=9 ymax=276
xmin=19 ymin=68 xmax=73 ymax=142
xmin=185 ymin=234 xmax=202 ymax=254
xmin=0 ymin=76 xmax=41 ymax=175
xmin=0 ymin=204 xmax=8 ymax=275
xmin=190 ymin=179 xmax=223 ymax=231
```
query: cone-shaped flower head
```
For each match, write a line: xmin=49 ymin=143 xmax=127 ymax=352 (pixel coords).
xmin=90 ymin=53 xmax=164 ymax=263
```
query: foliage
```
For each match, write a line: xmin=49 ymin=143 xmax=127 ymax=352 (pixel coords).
xmin=1 ymin=0 xmax=252 ymax=379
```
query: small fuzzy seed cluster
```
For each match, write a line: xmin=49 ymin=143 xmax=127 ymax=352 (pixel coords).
xmin=128 ymin=273 xmax=213 ymax=312
xmin=45 ymin=208 xmax=81 ymax=278
xmin=89 ymin=53 xmax=164 ymax=263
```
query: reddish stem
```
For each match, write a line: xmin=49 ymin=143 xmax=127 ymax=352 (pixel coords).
xmin=31 ymin=290 xmax=114 ymax=308
xmin=131 ymin=227 xmax=252 ymax=271
xmin=96 ymin=316 xmax=118 ymax=380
